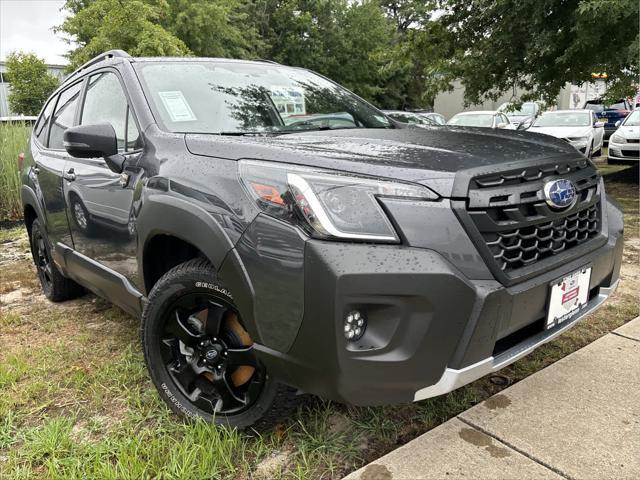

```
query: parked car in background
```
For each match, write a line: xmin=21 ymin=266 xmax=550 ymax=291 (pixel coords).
xmin=412 ymin=110 xmax=447 ymax=125
xmin=608 ymin=109 xmax=640 ymax=164
xmin=529 ymin=110 xmax=604 ymax=159
xmin=383 ymin=110 xmax=437 ymax=126
xmin=498 ymin=101 xmax=541 ymax=130
xmin=583 ymin=98 xmax=632 ymax=142
xmin=447 ymin=111 xmax=515 ymax=129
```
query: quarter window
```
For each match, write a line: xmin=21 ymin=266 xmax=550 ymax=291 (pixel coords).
xmin=34 ymin=97 xmax=56 ymax=146
xmin=82 ymin=71 xmax=140 ymax=151
xmin=48 ymin=82 xmax=83 ymax=150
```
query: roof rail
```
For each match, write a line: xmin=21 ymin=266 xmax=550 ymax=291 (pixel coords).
xmin=66 ymin=50 xmax=131 ymax=81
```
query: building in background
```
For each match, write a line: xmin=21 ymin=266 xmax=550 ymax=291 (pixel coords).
xmin=433 ymin=79 xmax=609 ymax=119
xmin=0 ymin=61 xmax=66 ymax=117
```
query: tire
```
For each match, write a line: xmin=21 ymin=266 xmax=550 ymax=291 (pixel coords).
xmin=141 ymin=258 xmax=297 ymax=430
xmin=69 ymin=195 xmax=94 ymax=235
xmin=30 ymin=219 xmax=84 ymax=302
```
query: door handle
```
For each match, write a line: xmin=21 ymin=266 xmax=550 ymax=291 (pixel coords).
xmin=63 ymin=168 xmax=76 ymax=182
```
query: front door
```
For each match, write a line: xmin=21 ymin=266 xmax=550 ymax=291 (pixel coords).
xmin=63 ymin=70 xmax=144 ymax=286
xmin=31 ymin=81 xmax=84 ymax=250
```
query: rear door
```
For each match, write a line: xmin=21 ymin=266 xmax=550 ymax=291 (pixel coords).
xmin=63 ymin=69 xmax=144 ymax=285
xmin=31 ymin=81 xmax=84 ymax=248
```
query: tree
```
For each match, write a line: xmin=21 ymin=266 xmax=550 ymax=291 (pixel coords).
xmin=166 ymin=0 xmax=262 ymax=58
xmin=249 ymin=0 xmax=396 ymax=104
xmin=56 ymin=0 xmax=190 ymax=69
xmin=439 ymin=0 xmax=639 ymax=105
xmin=4 ymin=52 xmax=59 ymax=116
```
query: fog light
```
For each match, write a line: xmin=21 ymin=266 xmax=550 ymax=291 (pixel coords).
xmin=344 ymin=311 xmax=366 ymax=341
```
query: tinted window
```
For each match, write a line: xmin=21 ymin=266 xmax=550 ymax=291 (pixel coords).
xmin=48 ymin=82 xmax=83 ymax=149
xmin=34 ymin=97 xmax=55 ymax=146
xmin=82 ymin=71 xmax=139 ymax=151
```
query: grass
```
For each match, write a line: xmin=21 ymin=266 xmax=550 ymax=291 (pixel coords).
xmin=0 ymin=122 xmax=30 ymax=221
xmin=0 ymin=164 xmax=638 ymax=479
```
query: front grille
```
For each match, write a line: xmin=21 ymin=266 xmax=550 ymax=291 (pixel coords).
xmin=626 ymin=139 xmax=639 ymax=144
xmin=483 ymin=204 xmax=599 ymax=271
xmin=465 ymin=159 xmax=602 ymax=275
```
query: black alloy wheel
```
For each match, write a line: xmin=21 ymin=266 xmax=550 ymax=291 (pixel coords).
xmin=160 ymin=293 xmax=264 ymax=416
xmin=32 ymin=226 xmax=53 ymax=293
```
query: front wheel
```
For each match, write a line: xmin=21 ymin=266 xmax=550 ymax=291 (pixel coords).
xmin=141 ymin=258 xmax=296 ymax=429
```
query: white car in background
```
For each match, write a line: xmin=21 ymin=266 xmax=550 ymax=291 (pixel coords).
xmin=528 ymin=110 xmax=604 ymax=159
xmin=608 ymin=109 xmax=640 ymax=164
xmin=446 ymin=111 xmax=516 ymax=129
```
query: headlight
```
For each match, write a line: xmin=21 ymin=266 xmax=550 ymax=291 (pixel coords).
xmin=609 ymin=133 xmax=625 ymax=144
xmin=239 ymin=160 xmax=438 ymax=242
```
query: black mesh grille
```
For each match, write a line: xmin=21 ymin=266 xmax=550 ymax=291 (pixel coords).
xmin=466 ymin=160 xmax=602 ymax=274
xmin=483 ymin=204 xmax=599 ymax=270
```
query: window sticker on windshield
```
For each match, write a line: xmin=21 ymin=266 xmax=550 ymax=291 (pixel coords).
xmin=158 ymin=91 xmax=197 ymax=122
xmin=270 ymin=86 xmax=306 ymax=118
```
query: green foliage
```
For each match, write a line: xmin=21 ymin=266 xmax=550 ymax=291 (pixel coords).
xmin=0 ymin=123 xmax=31 ymax=220
xmin=4 ymin=52 xmax=59 ymax=116
xmin=54 ymin=0 xmax=640 ymax=110
xmin=56 ymin=0 xmax=190 ymax=69
xmin=440 ymin=0 xmax=640 ymax=105
xmin=167 ymin=0 xmax=261 ymax=58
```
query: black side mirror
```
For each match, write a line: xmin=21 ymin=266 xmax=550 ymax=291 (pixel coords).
xmin=63 ymin=123 xmax=125 ymax=173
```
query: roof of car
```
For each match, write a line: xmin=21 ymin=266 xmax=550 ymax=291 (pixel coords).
xmin=453 ymin=110 xmax=498 ymax=116
xmin=542 ymin=109 xmax=591 ymax=114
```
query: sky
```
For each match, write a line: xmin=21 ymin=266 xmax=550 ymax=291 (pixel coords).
xmin=0 ymin=0 xmax=73 ymax=65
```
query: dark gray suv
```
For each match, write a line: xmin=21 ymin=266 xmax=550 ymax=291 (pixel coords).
xmin=21 ymin=50 xmax=623 ymax=429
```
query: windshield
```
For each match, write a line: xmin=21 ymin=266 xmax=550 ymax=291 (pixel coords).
xmin=387 ymin=112 xmax=432 ymax=125
xmin=499 ymin=102 xmax=536 ymax=117
xmin=448 ymin=113 xmax=493 ymax=127
xmin=585 ymin=100 xmax=627 ymax=112
xmin=533 ymin=112 xmax=590 ymax=127
xmin=623 ymin=110 xmax=640 ymax=126
xmin=136 ymin=61 xmax=391 ymax=134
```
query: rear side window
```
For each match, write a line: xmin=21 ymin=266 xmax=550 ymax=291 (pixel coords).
xmin=48 ymin=82 xmax=83 ymax=150
xmin=34 ymin=97 xmax=55 ymax=146
xmin=82 ymin=71 xmax=140 ymax=151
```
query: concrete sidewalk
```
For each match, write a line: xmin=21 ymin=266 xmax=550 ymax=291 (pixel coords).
xmin=344 ymin=317 xmax=640 ymax=480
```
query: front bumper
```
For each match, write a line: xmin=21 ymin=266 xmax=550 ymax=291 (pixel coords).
xmin=608 ymin=141 xmax=639 ymax=161
xmin=252 ymin=196 xmax=623 ymax=405
xmin=414 ymin=280 xmax=618 ymax=400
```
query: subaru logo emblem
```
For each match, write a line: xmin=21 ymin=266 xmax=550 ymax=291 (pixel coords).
xmin=543 ymin=179 xmax=577 ymax=209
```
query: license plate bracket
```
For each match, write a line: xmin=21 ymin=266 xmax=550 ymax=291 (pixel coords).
xmin=546 ymin=267 xmax=592 ymax=329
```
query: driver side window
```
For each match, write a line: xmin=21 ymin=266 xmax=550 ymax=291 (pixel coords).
xmin=81 ymin=71 xmax=141 ymax=152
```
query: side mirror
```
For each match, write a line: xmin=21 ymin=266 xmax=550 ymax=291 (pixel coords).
xmin=63 ymin=123 xmax=125 ymax=173
xmin=497 ymin=122 xmax=508 ymax=129
xmin=615 ymin=120 xmax=622 ymax=127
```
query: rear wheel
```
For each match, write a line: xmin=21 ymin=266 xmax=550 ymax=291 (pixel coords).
xmin=30 ymin=219 xmax=84 ymax=301
xmin=141 ymin=259 xmax=296 ymax=429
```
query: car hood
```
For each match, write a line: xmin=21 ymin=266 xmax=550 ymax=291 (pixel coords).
xmin=616 ymin=125 xmax=640 ymax=139
xmin=527 ymin=126 xmax=591 ymax=139
xmin=185 ymin=127 xmax=579 ymax=197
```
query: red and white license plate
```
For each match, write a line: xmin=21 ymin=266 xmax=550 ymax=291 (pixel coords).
xmin=546 ymin=267 xmax=591 ymax=329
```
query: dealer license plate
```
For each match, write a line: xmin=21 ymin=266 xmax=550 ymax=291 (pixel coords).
xmin=546 ymin=267 xmax=591 ymax=329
